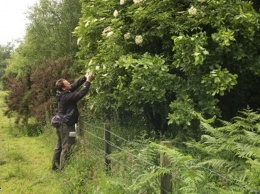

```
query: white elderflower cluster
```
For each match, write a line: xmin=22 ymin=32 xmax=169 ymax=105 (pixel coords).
xmin=103 ymin=26 xmax=111 ymax=33
xmin=85 ymin=20 xmax=90 ymax=27
xmin=84 ymin=18 xmax=98 ymax=28
xmin=107 ymin=32 xmax=113 ymax=36
xmin=113 ymin=10 xmax=119 ymax=17
xmin=188 ymin=6 xmax=197 ymax=15
xmin=120 ymin=0 xmax=125 ymax=5
xmin=124 ymin=32 xmax=131 ymax=40
xmin=102 ymin=26 xmax=113 ymax=37
xmin=88 ymin=59 xmax=93 ymax=66
xmin=135 ymin=35 xmax=143 ymax=45
xmin=77 ymin=37 xmax=82 ymax=45
xmin=95 ymin=66 xmax=100 ymax=71
xmin=133 ymin=0 xmax=143 ymax=4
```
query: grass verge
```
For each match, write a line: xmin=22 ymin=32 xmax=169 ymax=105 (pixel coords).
xmin=0 ymin=91 xmax=63 ymax=194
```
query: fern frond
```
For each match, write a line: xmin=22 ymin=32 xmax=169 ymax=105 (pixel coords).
xmin=235 ymin=109 xmax=260 ymax=123
xmin=232 ymin=109 xmax=260 ymax=132
xmin=243 ymin=130 xmax=260 ymax=146
xmin=235 ymin=143 xmax=260 ymax=159
xmin=200 ymin=121 xmax=217 ymax=134
xmin=128 ymin=166 xmax=162 ymax=191
xmin=185 ymin=141 xmax=210 ymax=157
xmin=201 ymin=134 xmax=218 ymax=144
xmin=199 ymin=159 xmax=235 ymax=172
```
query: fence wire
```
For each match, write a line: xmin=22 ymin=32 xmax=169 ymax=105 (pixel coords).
xmin=84 ymin=128 xmax=157 ymax=167
xmin=84 ymin=121 xmax=144 ymax=146
xmin=80 ymin=122 xmax=260 ymax=194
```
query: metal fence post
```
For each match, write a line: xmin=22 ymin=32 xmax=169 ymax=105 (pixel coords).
xmin=78 ymin=116 xmax=85 ymax=144
xmin=104 ymin=123 xmax=111 ymax=173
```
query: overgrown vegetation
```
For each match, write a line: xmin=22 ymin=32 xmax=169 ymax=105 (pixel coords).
xmin=0 ymin=91 xmax=62 ymax=193
xmin=0 ymin=0 xmax=260 ymax=193
xmin=57 ymin=108 xmax=260 ymax=193
xmin=1 ymin=89 xmax=260 ymax=193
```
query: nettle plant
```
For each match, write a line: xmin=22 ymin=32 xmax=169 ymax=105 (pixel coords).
xmin=75 ymin=0 xmax=260 ymax=132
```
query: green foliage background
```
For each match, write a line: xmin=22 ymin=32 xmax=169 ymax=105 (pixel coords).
xmin=0 ymin=0 xmax=260 ymax=193
xmin=75 ymin=0 xmax=260 ymax=132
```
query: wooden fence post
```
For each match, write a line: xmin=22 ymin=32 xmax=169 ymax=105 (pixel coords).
xmin=160 ymin=141 xmax=172 ymax=194
xmin=104 ymin=123 xmax=111 ymax=173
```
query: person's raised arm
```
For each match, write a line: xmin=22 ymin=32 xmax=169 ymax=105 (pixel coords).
xmin=70 ymin=71 xmax=93 ymax=92
xmin=85 ymin=72 xmax=93 ymax=83
xmin=68 ymin=71 xmax=94 ymax=102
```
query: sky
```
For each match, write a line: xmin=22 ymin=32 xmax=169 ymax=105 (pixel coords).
xmin=0 ymin=0 xmax=39 ymax=45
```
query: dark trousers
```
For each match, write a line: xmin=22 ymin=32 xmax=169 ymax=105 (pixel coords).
xmin=52 ymin=123 xmax=76 ymax=170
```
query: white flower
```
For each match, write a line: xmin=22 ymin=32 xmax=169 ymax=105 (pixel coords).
xmin=188 ymin=6 xmax=197 ymax=15
xmin=113 ymin=10 xmax=119 ymax=17
xmin=107 ymin=31 xmax=114 ymax=36
xmin=124 ymin=32 xmax=131 ymax=40
xmin=178 ymin=36 xmax=183 ymax=40
xmin=203 ymin=50 xmax=209 ymax=55
xmin=77 ymin=37 xmax=82 ymax=45
xmin=120 ymin=0 xmax=125 ymax=5
xmin=102 ymin=26 xmax=114 ymax=37
xmin=135 ymin=35 xmax=143 ymax=45
xmin=85 ymin=20 xmax=90 ymax=27
xmin=133 ymin=0 xmax=142 ymax=3
xmin=103 ymin=26 xmax=111 ymax=34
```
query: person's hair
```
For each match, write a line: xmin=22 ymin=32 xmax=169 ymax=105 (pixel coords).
xmin=56 ymin=79 xmax=65 ymax=91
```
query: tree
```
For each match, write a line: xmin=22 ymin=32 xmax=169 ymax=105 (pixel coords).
xmin=30 ymin=59 xmax=75 ymax=123
xmin=25 ymin=0 xmax=82 ymax=63
xmin=3 ymin=0 xmax=82 ymax=126
xmin=0 ymin=43 xmax=14 ymax=89
xmin=75 ymin=0 xmax=260 ymax=133
xmin=3 ymin=74 xmax=31 ymax=125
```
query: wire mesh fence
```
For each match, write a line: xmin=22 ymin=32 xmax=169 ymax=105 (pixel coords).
xmin=76 ymin=119 xmax=260 ymax=194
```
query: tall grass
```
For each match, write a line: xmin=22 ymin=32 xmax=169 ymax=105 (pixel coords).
xmin=0 ymin=91 xmax=63 ymax=194
xmin=2 ymin=89 xmax=260 ymax=193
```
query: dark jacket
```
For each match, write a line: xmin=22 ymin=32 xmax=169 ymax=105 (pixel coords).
xmin=56 ymin=76 xmax=91 ymax=126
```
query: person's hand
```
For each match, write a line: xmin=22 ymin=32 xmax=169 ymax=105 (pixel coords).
xmin=85 ymin=71 xmax=93 ymax=82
